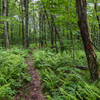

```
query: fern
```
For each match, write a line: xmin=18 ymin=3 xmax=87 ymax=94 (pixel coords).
xmin=33 ymin=48 xmax=100 ymax=100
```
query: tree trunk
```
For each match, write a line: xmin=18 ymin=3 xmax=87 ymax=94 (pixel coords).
xmin=39 ymin=10 xmax=43 ymax=47
xmin=3 ymin=0 xmax=9 ymax=49
xmin=94 ymin=0 xmax=100 ymax=29
xmin=21 ymin=0 xmax=25 ymax=47
xmin=51 ymin=15 xmax=64 ymax=52
xmin=10 ymin=24 xmax=13 ymax=44
xmin=22 ymin=16 xmax=25 ymax=47
xmin=41 ymin=13 xmax=44 ymax=47
xmin=44 ymin=10 xmax=54 ymax=48
xmin=24 ymin=0 xmax=29 ymax=48
xmin=94 ymin=0 xmax=100 ymax=47
xmin=76 ymin=0 xmax=99 ymax=82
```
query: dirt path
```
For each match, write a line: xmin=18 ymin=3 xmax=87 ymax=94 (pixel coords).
xmin=14 ymin=52 xmax=47 ymax=100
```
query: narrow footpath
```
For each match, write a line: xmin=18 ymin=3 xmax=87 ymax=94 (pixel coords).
xmin=14 ymin=52 xmax=47 ymax=100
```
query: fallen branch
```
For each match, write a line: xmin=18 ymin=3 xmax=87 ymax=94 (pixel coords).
xmin=75 ymin=66 xmax=88 ymax=70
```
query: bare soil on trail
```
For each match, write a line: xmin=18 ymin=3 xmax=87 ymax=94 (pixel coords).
xmin=14 ymin=52 xmax=47 ymax=100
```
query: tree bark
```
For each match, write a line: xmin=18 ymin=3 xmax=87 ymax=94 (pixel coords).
xmin=76 ymin=0 xmax=99 ymax=82
xmin=21 ymin=0 xmax=25 ymax=47
xmin=3 ymin=0 xmax=9 ymax=49
xmin=24 ymin=0 xmax=29 ymax=48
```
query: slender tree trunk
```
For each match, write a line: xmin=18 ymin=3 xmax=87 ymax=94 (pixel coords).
xmin=24 ymin=0 xmax=29 ymax=48
xmin=51 ymin=21 xmax=54 ymax=48
xmin=70 ymin=29 xmax=75 ymax=62
xmin=94 ymin=0 xmax=100 ymax=29
xmin=44 ymin=10 xmax=54 ymax=48
xmin=41 ymin=13 xmax=44 ymax=47
xmin=94 ymin=0 xmax=100 ymax=47
xmin=22 ymin=16 xmax=25 ymax=47
xmin=39 ymin=11 xmax=41 ymax=47
xmin=3 ymin=0 xmax=9 ymax=49
xmin=21 ymin=0 xmax=25 ymax=47
xmin=39 ymin=10 xmax=43 ymax=47
xmin=32 ymin=2 xmax=36 ymax=44
xmin=51 ymin=15 xmax=64 ymax=52
xmin=33 ymin=15 xmax=36 ymax=44
xmin=10 ymin=24 xmax=13 ymax=44
xmin=76 ymin=0 xmax=99 ymax=82
xmin=44 ymin=9 xmax=58 ymax=51
xmin=54 ymin=28 xmax=58 ymax=53
xmin=0 ymin=0 xmax=1 ymax=16
xmin=43 ymin=14 xmax=47 ymax=47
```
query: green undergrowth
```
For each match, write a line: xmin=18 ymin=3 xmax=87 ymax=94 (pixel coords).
xmin=33 ymin=48 xmax=100 ymax=100
xmin=0 ymin=48 xmax=31 ymax=99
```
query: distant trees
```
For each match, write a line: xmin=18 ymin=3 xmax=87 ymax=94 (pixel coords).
xmin=44 ymin=10 xmax=55 ymax=48
xmin=41 ymin=1 xmax=64 ymax=52
xmin=76 ymin=0 xmax=99 ymax=82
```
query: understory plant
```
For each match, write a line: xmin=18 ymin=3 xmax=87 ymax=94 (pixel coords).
xmin=33 ymin=48 xmax=100 ymax=100
xmin=0 ymin=48 xmax=31 ymax=99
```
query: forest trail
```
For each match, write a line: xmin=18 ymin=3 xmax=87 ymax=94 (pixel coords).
xmin=14 ymin=52 xmax=47 ymax=100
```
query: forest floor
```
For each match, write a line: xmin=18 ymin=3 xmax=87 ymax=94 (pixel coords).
xmin=14 ymin=52 xmax=47 ymax=100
